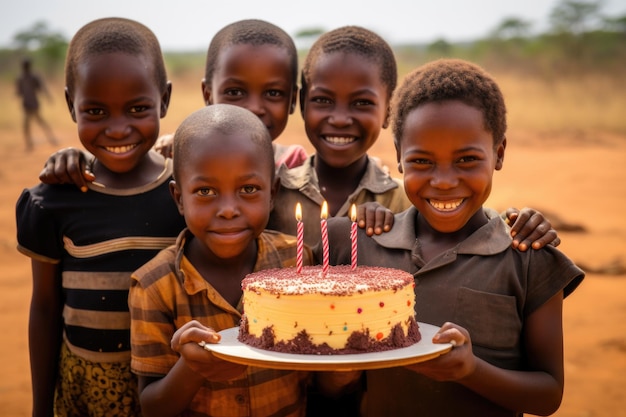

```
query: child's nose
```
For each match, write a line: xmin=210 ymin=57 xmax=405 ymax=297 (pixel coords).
xmin=430 ymin=166 xmax=459 ymax=189
xmin=328 ymin=107 xmax=353 ymax=127
xmin=105 ymin=116 xmax=131 ymax=139
xmin=216 ymin=195 xmax=241 ymax=219
xmin=246 ymin=96 xmax=266 ymax=117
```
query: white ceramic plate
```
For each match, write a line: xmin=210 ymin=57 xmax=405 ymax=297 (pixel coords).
xmin=201 ymin=322 xmax=452 ymax=371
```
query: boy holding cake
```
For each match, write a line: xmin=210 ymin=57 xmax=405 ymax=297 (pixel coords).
xmin=325 ymin=59 xmax=584 ymax=416
xmin=128 ymin=104 xmax=359 ymax=417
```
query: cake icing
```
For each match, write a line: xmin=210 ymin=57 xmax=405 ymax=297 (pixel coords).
xmin=239 ymin=265 xmax=421 ymax=354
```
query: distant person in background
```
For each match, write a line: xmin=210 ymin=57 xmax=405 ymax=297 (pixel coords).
xmin=16 ymin=57 xmax=58 ymax=151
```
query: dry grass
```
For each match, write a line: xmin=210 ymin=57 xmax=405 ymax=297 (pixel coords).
xmin=497 ymin=73 xmax=626 ymax=139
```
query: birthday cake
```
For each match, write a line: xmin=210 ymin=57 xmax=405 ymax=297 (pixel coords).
xmin=238 ymin=265 xmax=421 ymax=354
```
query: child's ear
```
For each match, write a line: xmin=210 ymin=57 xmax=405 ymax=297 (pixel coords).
xmin=269 ymin=176 xmax=281 ymax=211
xmin=65 ymin=87 xmax=76 ymax=122
xmin=299 ymin=88 xmax=306 ymax=115
xmin=395 ymin=140 xmax=403 ymax=173
xmin=160 ymin=81 xmax=172 ymax=118
xmin=169 ymin=180 xmax=185 ymax=216
xmin=201 ymin=78 xmax=212 ymax=106
xmin=382 ymin=103 xmax=391 ymax=129
xmin=495 ymin=137 xmax=506 ymax=171
xmin=289 ymin=86 xmax=298 ymax=115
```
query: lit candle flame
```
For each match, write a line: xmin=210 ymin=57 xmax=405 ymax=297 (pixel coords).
xmin=350 ymin=204 xmax=357 ymax=222
xmin=295 ymin=202 xmax=302 ymax=222
xmin=321 ymin=201 xmax=328 ymax=220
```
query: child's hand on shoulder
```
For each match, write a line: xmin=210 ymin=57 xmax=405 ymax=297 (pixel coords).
xmin=154 ymin=133 xmax=174 ymax=159
xmin=171 ymin=320 xmax=247 ymax=381
xmin=39 ymin=147 xmax=95 ymax=192
xmin=506 ymin=207 xmax=561 ymax=251
xmin=357 ymin=202 xmax=394 ymax=236
xmin=404 ymin=322 xmax=475 ymax=382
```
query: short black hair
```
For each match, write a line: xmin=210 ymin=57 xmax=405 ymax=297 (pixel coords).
xmin=392 ymin=59 xmax=507 ymax=149
xmin=65 ymin=17 xmax=167 ymax=98
xmin=172 ymin=104 xmax=274 ymax=181
xmin=301 ymin=26 xmax=397 ymax=102
xmin=204 ymin=19 xmax=298 ymax=90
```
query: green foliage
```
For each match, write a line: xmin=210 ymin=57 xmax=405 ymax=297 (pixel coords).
xmin=490 ymin=17 xmax=533 ymax=40
xmin=12 ymin=21 xmax=68 ymax=76
xmin=294 ymin=27 xmax=325 ymax=39
xmin=163 ymin=52 xmax=206 ymax=78
xmin=549 ymin=0 xmax=603 ymax=34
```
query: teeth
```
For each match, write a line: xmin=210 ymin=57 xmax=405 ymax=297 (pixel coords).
xmin=105 ymin=144 xmax=138 ymax=154
xmin=325 ymin=136 xmax=355 ymax=145
xmin=429 ymin=199 xmax=463 ymax=211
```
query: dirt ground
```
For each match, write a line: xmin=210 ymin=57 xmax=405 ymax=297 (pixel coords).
xmin=0 ymin=101 xmax=625 ymax=416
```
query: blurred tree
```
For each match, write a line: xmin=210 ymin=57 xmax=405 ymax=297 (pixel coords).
xmin=427 ymin=38 xmax=452 ymax=56
xmin=549 ymin=0 xmax=603 ymax=34
xmin=294 ymin=27 xmax=325 ymax=51
xmin=603 ymin=14 xmax=626 ymax=33
xmin=490 ymin=17 xmax=532 ymax=39
xmin=12 ymin=21 xmax=67 ymax=74
xmin=294 ymin=27 xmax=325 ymax=38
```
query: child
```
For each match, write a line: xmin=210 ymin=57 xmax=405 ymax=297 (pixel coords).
xmin=266 ymin=25 xmax=414 ymax=247
xmin=156 ymin=18 xmax=308 ymax=167
xmin=15 ymin=57 xmax=58 ymax=151
xmin=325 ymin=58 xmax=585 ymax=416
xmin=15 ymin=18 xmax=185 ymax=417
xmin=129 ymin=104 xmax=357 ymax=416
xmin=40 ymin=18 xmax=307 ymax=192
xmin=202 ymin=19 xmax=307 ymax=168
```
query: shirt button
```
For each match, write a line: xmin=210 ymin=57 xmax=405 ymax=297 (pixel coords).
xmin=235 ymin=394 xmax=246 ymax=405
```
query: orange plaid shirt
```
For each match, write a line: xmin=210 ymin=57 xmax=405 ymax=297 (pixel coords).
xmin=130 ymin=229 xmax=313 ymax=417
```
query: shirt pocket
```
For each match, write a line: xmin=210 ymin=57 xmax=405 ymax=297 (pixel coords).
xmin=452 ymin=287 xmax=521 ymax=350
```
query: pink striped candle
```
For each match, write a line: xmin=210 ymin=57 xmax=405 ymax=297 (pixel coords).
xmin=350 ymin=204 xmax=358 ymax=270
xmin=320 ymin=201 xmax=329 ymax=276
xmin=295 ymin=203 xmax=304 ymax=274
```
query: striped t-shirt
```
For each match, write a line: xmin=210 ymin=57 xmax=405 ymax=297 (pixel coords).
xmin=16 ymin=159 xmax=185 ymax=363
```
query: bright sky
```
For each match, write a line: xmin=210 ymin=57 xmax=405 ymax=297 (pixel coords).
xmin=2 ymin=0 xmax=624 ymax=51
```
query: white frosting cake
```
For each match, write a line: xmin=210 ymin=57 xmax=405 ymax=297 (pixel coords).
xmin=238 ymin=265 xmax=421 ymax=354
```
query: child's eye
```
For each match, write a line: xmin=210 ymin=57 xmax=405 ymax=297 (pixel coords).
xmin=240 ymin=185 xmax=259 ymax=194
xmin=85 ymin=108 xmax=105 ymax=116
xmin=224 ymin=89 xmax=245 ymax=97
xmin=311 ymin=96 xmax=332 ymax=105
xmin=196 ymin=187 xmax=216 ymax=197
xmin=457 ymin=155 xmax=479 ymax=163
xmin=129 ymin=105 xmax=149 ymax=114
xmin=354 ymin=98 xmax=374 ymax=107
xmin=266 ymin=89 xmax=285 ymax=98
xmin=411 ymin=158 xmax=432 ymax=166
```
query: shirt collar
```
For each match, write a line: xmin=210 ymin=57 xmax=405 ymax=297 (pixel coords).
xmin=172 ymin=229 xmax=285 ymax=293
xmin=372 ymin=207 xmax=512 ymax=256
xmin=278 ymin=155 xmax=399 ymax=195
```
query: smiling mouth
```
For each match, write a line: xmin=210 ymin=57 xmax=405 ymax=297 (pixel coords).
xmin=212 ymin=228 xmax=247 ymax=236
xmin=105 ymin=144 xmax=139 ymax=154
xmin=428 ymin=199 xmax=464 ymax=211
xmin=323 ymin=136 xmax=356 ymax=145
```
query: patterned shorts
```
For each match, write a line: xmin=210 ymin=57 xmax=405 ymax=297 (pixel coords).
xmin=54 ymin=342 xmax=141 ymax=417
